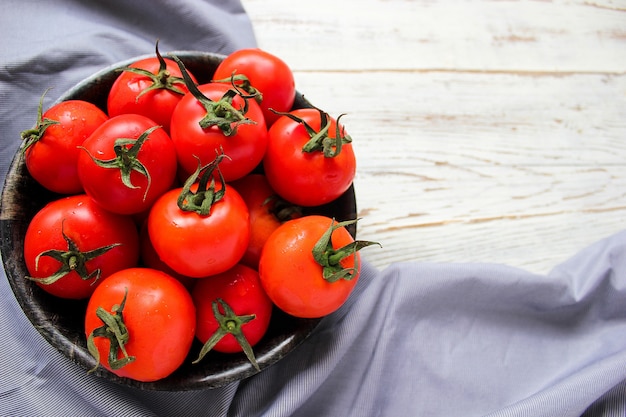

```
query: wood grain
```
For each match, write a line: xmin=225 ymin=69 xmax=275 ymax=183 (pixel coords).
xmin=241 ymin=0 xmax=626 ymax=273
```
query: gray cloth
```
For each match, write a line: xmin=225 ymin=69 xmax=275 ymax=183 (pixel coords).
xmin=1 ymin=1 xmax=626 ymax=416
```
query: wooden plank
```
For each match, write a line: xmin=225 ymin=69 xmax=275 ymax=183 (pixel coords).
xmin=291 ymin=71 xmax=626 ymax=165
xmin=242 ymin=0 xmax=626 ymax=72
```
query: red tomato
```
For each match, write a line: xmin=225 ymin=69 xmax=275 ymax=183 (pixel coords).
xmin=85 ymin=267 xmax=196 ymax=382
xmin=138 ymin=221 xmax=195 ymax=291
xmin=107 ymin=50 xmax=196 ymax=133
xmin=21 ymin=96 xmax=109 ymax=194
xmin=213 ymin=48 xmax=295 ymax=126
xmin=259 ymin=215 xmax=367 ymax=318
xmin=191 ymin=263 xmax=273 ymax=370
xmin=229 ymin=174 xmax=302 ymax=269
xmin=23 ymin=194 xmax=140 ymax=299
xmin=263 ymin=108 xmax=356 ymax=207
xmin=169 ymin=81 xmax=268 ymax=182
xmin=77 ymin=114 xmax=178 ymax=215
xmin=147 ymin=178 xmax=250 ymax=278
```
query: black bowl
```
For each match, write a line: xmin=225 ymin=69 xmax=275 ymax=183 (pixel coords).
xmin=0 ymin=51 xmax=357 ymax=391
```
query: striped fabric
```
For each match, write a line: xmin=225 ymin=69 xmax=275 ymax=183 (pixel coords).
xmin=2 ymin=1 xmax=626 ymax=415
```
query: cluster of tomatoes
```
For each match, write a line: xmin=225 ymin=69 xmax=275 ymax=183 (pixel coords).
xmin=20 ymin=44 xmax=377 ymax=383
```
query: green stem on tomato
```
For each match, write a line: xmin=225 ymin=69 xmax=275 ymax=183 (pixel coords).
xmin=212 ymin=72 xmax=263 ymax=105
xmin=177 ymin=151 xmax=230 ymax=216
xmin=20 ymin=88 xmax=59 ymax=154
xmin=262 ymin=194 xmax=303 ymax=223
xmin=312 ymin=218 xmax=381 ymax=283
xmin=192 ymin=298 xmax=260 ymax=371
xmin=169 ymin=54 xmax=256 ymax=136
xmin=25 ymin=221 xmax=121 ymax=286
xmin=78 ymin=125 xmax=159 ymax=202
xmin=117 ymin=39 xmax=187 ymax=99
xmin=272 ymin=107 xmax=352 ymax=158
xmin=86 ymin=288 xmax=135 ymax=373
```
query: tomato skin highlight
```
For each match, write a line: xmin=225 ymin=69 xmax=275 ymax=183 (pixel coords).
xmin=213 ymin=48 xmax=296 ymax=126
xmin=76 ymin=114 xmax=178 ymax=215
xmin=170 ymin=82 xmax=268 ymax=182
xmin=24 ymin=99 xmax=109 ymax=195
xmin=192 ymin=263 xmax=273 ymax=354
xmin=23 ymin=194 xmax=140 ymax=299
xmin=263 ymin=108 xmax=356 ymax=207
xmin=259 ymin=215 xmax=361 ymax=318
xmin=147 ymin=183 xmax=251 ymax=278
xmin=107 ymin=56 xmax=195 ymax=133
xmin=84 ymin=268 xmax=196 ymax=382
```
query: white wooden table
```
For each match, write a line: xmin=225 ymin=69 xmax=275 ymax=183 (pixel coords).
xmin=241 ymin=0 xmax=626 ymax=274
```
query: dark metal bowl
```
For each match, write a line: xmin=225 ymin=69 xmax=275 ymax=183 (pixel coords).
xmin=0 ymin=51 xmax=357 ymax=391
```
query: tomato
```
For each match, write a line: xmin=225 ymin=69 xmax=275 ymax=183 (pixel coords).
xmin=169 ymin=62 xmax=268 ymax=182
xmin=191 ymin=263 xmax=273 ymax=370
xmin=21 ymin=94 xmax=109 ymax=194
xmin=85 ymin=267 xmax=196 ymax=382
xmin=263 ymin=108 xmax=356 ymax=207
xmin=147 ymin=158 xmax=250 ymax=278
xmin=138 ymin=221 xmax=195 ymax=291
xmin=259 ymin=215 xmax=377 ymax=318
xmin=77 ymin=114 xmax=178 ymax=215
xmin=107 ymin=44 xmax=196 ymax=133
xmin=23 ymin=194 xmax=140 ymax=299
xmin=229 ymin=174 xmax=301 ymax=269
xmin=213 ymin=48 xmax=296 ymax=126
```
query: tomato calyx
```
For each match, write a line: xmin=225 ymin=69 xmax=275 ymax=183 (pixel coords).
xmin=80 ymin=125 xmax=159 ymax=201
xmin=313 ymin=218 xmax=380 ymax=283
xmin=177 ymin=152 xmax=229 ymax=216
xmin=118 ymin=40 xmax=186 ymax=99
xmin=26 ymin=223 xmax=121 ymax=285
xmin=274 ymin=108 xmax=352 ymax=158
xmin=20 ymin=88 xmax=60 ymax=154
xmin=170 ymin=55 xmax=255 ymax=136
xmin=264 ymin=194 xmax=302 ymax=223
xmin=192 ymin=298 xmax=260 ymax=371
xmin=212 ymin=71 xmax=263 ymax=105
xmin=86 ymin=288 xmax=135 ymax=373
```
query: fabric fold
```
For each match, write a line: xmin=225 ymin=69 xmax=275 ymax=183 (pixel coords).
xmin=1 ymin=1 xmax=626 ymax=416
